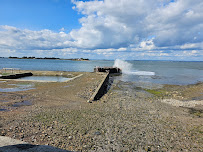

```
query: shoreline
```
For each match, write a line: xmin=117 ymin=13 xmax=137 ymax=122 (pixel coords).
xmin=0 ymin=71 xmax=202 ymax=151
xmin=7 ymin=57 xmax=90 ymax=61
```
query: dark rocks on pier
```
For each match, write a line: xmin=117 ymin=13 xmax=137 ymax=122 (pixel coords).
xmin=94 ymin=67 xmax=121 ymax=74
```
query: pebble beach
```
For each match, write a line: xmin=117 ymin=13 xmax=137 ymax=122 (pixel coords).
xmin=0 ymin=71 xmax=203 ymax=151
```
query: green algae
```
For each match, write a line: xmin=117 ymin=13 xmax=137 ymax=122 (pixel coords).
xmin=145 ymin=89 xmax=166 ymax=97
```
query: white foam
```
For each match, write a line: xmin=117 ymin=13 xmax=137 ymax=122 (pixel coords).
xmin=126 ymin=71 xmax=155 ymax=76
xmin=113 ymin=59 xmax=155 ymax=76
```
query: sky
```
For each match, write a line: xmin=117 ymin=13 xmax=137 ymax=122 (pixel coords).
xmin=0 ymin=0 xmax=203 ymax=61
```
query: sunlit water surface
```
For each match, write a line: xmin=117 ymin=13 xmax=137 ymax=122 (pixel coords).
xmin=0 ymin=58 xmax=202 ymax=85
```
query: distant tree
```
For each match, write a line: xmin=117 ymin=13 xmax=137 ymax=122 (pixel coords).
xmin=9 ymin=56 xmax=18 ymax=59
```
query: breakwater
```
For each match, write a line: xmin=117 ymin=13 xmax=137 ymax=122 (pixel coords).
xmin=0 ymin=72 xmax=33 ymax=79
xmin=94 ymin=67 xmax=121 ymax=73
xmin=90 ymin=72 xmax=110 ymax=101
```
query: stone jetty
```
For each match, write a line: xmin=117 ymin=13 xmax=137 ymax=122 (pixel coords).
xmin=0 ymin=72 xmax=33 ymax=79
xmin=94 ymin=67 xmax=121 ymax=73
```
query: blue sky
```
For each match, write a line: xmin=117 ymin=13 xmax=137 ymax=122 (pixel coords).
xmin=0 ymin=0 xmax=82 ymax=31
xmin=0 ymin=0 xmax=202 ymax=61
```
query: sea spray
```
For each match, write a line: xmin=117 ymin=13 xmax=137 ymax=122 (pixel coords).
xmin=113 ymin=59 xmax=155 ymax=76
xmin=113 ymin=59 xmax=132 ymax=73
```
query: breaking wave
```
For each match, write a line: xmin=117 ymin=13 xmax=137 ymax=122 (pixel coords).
xmin=113 ymin=59 xmax=155 ymax=76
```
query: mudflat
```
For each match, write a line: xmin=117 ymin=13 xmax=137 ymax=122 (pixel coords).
xmin=0 ymin=71 xmax=203 ymax=151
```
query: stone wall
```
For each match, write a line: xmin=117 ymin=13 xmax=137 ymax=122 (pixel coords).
xmin=0 ymin=72 xmax=33 ymax=79
xmin=90 ymin=72 xmax=110 ymax=101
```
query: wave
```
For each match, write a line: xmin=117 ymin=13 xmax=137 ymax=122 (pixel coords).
xmin=124 ymin=71 xmax=155 ymax=76
xmin=113 ymin=59 xmax=155 ymax=76
xmin=113 ymin=59 xmax=132 ymax=73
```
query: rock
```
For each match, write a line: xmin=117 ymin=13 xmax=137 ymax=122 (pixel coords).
xmin=95 ymin=131 xmax=101 ymax=135
xmin=87 ymin=100 xmax=92 ymax=103
xmin=68 ymin=136 xmax=73 ymax=140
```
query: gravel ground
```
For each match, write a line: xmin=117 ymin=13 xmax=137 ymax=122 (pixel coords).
xmin=0 ymin=73 xmax=203 ymax=151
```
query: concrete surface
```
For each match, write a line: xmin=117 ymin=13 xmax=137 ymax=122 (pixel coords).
xmin=90 ymin=72 xmax=109 ymax=101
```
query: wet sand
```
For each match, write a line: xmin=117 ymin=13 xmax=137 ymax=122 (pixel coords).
xmin=0 ymin=71 xmax=203 ymax=151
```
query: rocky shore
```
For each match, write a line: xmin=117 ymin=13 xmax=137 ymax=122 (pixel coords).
xmin=0 ymin=72 xmax=202 ymax=151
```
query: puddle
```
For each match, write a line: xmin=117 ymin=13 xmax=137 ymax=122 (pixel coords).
xmin=0 ymin=84 xmax=35 ymax=92
xmin=0 ymin=100 xmax=8 ymax=102
xmin=12 ymin=100 xmax=32 ymax=107
xmin=0 ymin=106 xmax=17 ymax=112
xmin=0 ymin=81 xmax=6 ymax=83
xmin=8 ymin=83 xmax=34 ymax=88
xmin=64 ymin=85 xmax=74 ymax=88
xmin=0 ymin=108 xmax=9 ymax=111
xmin=0 ymin=87 xmax=35 ymax=92
xmin=191 ymin=96 xmax=203 ymax=100
xmin=19 ymin=76 xmax=71 ymax=82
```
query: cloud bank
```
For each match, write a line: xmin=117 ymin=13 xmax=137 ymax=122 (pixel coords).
xmin=0 ymin=0 xmax=203 ymax=60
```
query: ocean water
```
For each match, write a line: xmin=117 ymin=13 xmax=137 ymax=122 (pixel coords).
xmin=0 ymin=58 xmax=202 ymax=85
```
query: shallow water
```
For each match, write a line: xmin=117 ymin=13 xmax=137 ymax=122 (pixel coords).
xmin=0 ymin=84 xmax=35 ymax=92
xmin=0 ymin=100 xmax=8 ymax=102
xmin=12 ymin=100 xmax=32 ymax=107
xmin=0 ymin=108 xmax=8 ymax=111
xmin=0 ymin=88 xmax=34 ymax=92
xmin=19 ymin=76 xmax=71 ymax=82
xmin=64 ymin=84 xmax=74 ymax=88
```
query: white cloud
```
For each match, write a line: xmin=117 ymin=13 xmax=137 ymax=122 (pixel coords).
xmin=0 ymin=25 xmax=72 ymax=50
xmin=71 ymin=0 xmax=203 ymax=50
xmin=180 ymin=43 xmax=203 ymax=49
xmin=117 ymin=47 xmax=127 ymax=51
xmin=0 ymin=0 xmax=203 ymax=60
xmin=139 ymin=39 xmax=155 ymax=50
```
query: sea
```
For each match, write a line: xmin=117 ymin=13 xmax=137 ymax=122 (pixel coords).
xmin=0 ymin=58 xmax=203 ymax=85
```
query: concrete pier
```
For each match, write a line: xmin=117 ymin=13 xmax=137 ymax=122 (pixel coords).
xmin=89 ymin=73 xmax=110 ymax=101
xmin=0 ymin=72 xmax=33 ymax=79
xmin=90 ymin=67 xmax=121 ymax=101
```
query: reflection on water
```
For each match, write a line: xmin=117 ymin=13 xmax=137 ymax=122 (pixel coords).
xmin=19 ymin=76 xmax=71 ymax=82
xmin=0 ymin=108 xmax=8 ymax=111
xmin=12 ymin=100 xmax=32 ymax=107
xmin=0 ymin=58 xmax=202 ymax=85
xmin=0 ymin=100 xmax=8 ymax=102
xmin=64 ymin=85 xmax=74 ymax=88
xmin=0 ymin=84 xmax=35 ymax=92
xmin=0 ymin=100 xmax=32 ymax=112
xmin=0 ymin=87 xmax=35 ymax=92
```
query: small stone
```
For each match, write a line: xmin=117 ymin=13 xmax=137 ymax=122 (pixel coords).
xmin=108 ymin=141 xmax=113 ymax=144
xmin=87 ymin=100 xmax=92 ymax=103
xmin=95 ymin=131 xmax=101 ymax=135
xmin=68 ymin=136 xmax=73 ymax=140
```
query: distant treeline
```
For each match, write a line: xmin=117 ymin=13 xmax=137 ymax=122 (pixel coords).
xmin=9 ymin=56 xmax=60 ymax=60
xmin=68 ymin=58 xmax=89 ymax=61
xmin=8 ymin=56 xmax=89 ymax=61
